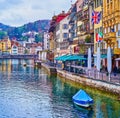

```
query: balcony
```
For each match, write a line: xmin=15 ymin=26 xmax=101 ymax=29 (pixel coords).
xmin=81 ymin=15 xmax=89 ymax=21
xmin=104 ymin=32 xmax=116 ymax=40
xmin=114 ymin=11 xmax=120 ymax=17
xmin=114 ymin=48 xmax=120 ymax=55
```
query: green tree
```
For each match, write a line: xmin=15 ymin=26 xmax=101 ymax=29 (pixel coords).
xmin=35 ymin=34 xmax=43 ymax=43
xmin=85 ymin=35 xmax=91 ymax=43
xmin=0 ymin=31 xmax=8 ymax=39
xmin=21 ymin=35 xmax=29 ymax=41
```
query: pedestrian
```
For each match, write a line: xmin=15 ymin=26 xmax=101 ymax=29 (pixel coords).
xmin=113 ymin=66 xmax=117 ymax=76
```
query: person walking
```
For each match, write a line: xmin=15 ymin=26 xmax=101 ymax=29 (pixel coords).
xmin=113 ymin=66 xmax=117 ymax=76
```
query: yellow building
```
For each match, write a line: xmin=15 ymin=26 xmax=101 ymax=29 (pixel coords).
xmin=103 ymin=0 xmax=120 ymax=67
xmin=0 ymin=37 xmax=11 ymax=54
xmin=94 ymin=0 xmax=107 ymax=66
xmin=94 ymin=0 xmax=104 ymax=53
xmin=0 ymin=41 xmax=6 ymax=52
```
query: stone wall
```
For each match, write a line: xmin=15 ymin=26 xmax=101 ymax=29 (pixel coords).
xmin=41 ymin=63 xmax=120 ymax=96
xmin=57 ymin=70 xmax=120 ymax=96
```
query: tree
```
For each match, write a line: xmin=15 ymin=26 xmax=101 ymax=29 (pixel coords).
xmin=0 ymin=31 xmax=7 ymax=39
xmin=21 ymin=35 xmax=29 ymax=41
xmin=35 ymin=34 xmax=43 ymax=43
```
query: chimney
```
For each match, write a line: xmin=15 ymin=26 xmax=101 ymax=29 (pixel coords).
xmin=62 ymin=11 xmax=65 ymax=14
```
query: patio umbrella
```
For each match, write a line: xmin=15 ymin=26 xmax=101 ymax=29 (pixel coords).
xmin=107 ymin=47 xmax=112 ymax=81
xmin=88 ymin=48 xmax=91 ymax=77
xmin=96 ymin=47 xmax=101 ymax=79
xmin=88 ymin=48 xmax=92 ymax=69
xmin=96 ymin=47 xmax=101 ymax=71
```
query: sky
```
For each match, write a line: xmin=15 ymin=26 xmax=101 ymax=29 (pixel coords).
xmin=0 ymin=0 xmax=76 ymax=27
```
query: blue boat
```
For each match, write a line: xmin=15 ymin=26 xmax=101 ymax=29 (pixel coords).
xmin=72 ymin=89 xmax=94 ymax=108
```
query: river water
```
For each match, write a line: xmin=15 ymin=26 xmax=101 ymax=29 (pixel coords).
xmin=0 ymin=59 xmax=120 ymax=118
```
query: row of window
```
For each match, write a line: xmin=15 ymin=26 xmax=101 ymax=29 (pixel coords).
xmin=56 ymin=24 xmax=68 ymax=31
xmin=95 ymin=42 xmax=106 ymax=52
xmin=94 ymin=0 xmax=102 ymax=8
xmin=56 ymin=33 xmax=68 ymax=39
xmin=95 ymin=27 xmax=103 ymax=34
xmin=104 ymin=24 xmax=120 ymax=33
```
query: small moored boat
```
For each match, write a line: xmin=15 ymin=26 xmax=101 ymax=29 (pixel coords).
xmin=72 ymin=89 xmax=94 ymax=108
xmin=23 ymin=63 xmax=27 ymax=66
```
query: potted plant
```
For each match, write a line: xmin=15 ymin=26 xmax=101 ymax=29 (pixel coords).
xmin=85 ymin=35 xmax=91 ymax=43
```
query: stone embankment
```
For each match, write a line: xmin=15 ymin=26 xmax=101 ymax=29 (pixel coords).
xmin=41 ymin=63 xmax=120 ymax=96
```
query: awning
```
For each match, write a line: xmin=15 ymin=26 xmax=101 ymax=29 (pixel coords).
xmin=55 ymin=54 xmax=87 ymax=61
xmin=54 ymin=54 xmax=69 ymax=61
xmin=63 ymin=55 xmax=87 ymax=61
xmin=101 ymin=54 xmax=107 ymax=59
xmin=94 ymin=54 xmax=107 ymax=59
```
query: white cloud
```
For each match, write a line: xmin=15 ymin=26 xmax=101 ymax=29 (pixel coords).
xmin=0 ymin=0 xmax=76 ymax=27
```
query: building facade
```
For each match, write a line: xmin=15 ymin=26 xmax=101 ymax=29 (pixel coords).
xmin=103 ymin=0 xmax=120 ymax=67
xmin=55 ymin=15 xmax=69 ymax=56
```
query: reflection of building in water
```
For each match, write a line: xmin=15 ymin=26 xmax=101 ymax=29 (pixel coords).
xmin=0 ymin=59 xmax=12 ymax=73
xmin=7 ymin=59 xmax=12 ymax=73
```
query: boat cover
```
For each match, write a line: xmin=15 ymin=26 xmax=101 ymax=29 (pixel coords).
xmin=72 ymin=89 xmax=93 ymax=105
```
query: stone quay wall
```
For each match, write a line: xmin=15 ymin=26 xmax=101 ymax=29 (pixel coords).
xmin=41 ymin=63 xmax=120 ymax=96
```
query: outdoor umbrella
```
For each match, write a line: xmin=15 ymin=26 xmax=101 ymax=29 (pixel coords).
xmin=96 ymin=47 xmax=101 ymax=79
xmin=88 ymin=48 xmax=92 ymax=77
xmin=88 ymin=48 xmax=92 ymax=69
xmin=96 ymin=47 xmax=101 ymax=71
xmin=107 ymin=47 xmax=112 ymax=81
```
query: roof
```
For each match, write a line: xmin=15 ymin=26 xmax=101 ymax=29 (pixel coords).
xmin=56 ymin=12 xmax=69 ymax=23
xmin=11 ymin=40 xmax=22 ymax=47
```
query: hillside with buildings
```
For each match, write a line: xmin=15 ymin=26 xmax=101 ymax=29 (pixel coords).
xmin=0 ymin=20 xmax=50 ymax=56
xmin=0 ymin=20 xmax=50 ymax=39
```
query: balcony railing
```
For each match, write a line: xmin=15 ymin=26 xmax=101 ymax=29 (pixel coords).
xmin=104 ymin=32 xmax=116 ymax=39
xmin=114 ymin=48 xmax=120 ymax=55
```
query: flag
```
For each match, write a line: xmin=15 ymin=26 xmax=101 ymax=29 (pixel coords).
xmin=96 ymin=32 xmax=103 ymax=42
xmin=91 ymin=11 xmax=101 ymax=24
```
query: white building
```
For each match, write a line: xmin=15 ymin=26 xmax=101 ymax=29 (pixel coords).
xmin=11 ymin=44 xmax=18 ymax=54
xmin=43 ymin=32 xmax=49 ymax=50
xmin=55 ymin=15 xmax=70 ymax=56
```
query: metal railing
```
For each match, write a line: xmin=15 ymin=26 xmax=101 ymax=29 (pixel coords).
xmin=61 ymin=64 xmax=120 ymax=85
xmin=44 ymin=62 xmax=120 ymax=85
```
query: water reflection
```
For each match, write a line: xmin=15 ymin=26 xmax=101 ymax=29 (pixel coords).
xmin=0 ymin=59 xmax=120 ymax=118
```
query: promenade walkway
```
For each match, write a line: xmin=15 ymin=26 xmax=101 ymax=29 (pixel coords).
xmin=45 ymin=62 xmax=120 ymax=86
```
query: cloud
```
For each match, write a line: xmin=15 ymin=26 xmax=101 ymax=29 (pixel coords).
xmin=0 ymin=0 xmax=23 ymax=10
xmin=0 ymin=0 xmax=76 ymax=26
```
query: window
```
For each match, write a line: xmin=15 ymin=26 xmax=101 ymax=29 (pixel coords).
xmin=118 ymin=24 xmax=120 ymax=30
xmin=108 ymin=27 xmax=110 ymax=32
xmin=63 ymin=24 xmax=68 ymax=29
xmin=63 ymin=33 xmax=68 ymax=39
xmin=104 ymin=28 xmax=107 ymax=33
xmin=95 ymin=0 xmax=102 ymax=8
xmin=118 ymin=40 xmax=120 ymax=48
xmin=114 ymin=25 xmax=116 ymax=32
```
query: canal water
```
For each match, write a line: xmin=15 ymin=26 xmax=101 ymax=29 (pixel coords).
xmin=0 ymin=59 xmax=120 ymax=118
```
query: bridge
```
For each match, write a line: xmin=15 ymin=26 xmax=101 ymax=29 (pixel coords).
xmin=0 ymin=54 xmax=38 ymax=59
